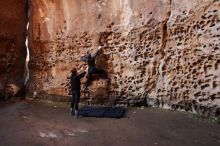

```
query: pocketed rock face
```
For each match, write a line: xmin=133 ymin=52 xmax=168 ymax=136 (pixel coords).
xmin=28 ymin=0 xmax=220 ymax=117
xmin=0 ymin=0 xmax=27 ymax=97
xmin=152 ymin=0 xmax=220 ymax=117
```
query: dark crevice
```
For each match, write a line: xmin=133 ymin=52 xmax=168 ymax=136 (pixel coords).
xmin=160 ymin=21 xmax=168 ymax=52
xmin=170 ymin=0 xmax=172 ymax=5
xmin=159 ymin=0 xmax=172 ymax=53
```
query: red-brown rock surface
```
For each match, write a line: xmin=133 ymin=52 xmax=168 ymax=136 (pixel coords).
xmin=27 ymin=0 xmax=220 ymax=116
xmin=0 ymin=0 xmax=27 ymax=98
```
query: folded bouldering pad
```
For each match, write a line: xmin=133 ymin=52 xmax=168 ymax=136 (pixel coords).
xmin=79 ymin=106 xmax=125 ymax=118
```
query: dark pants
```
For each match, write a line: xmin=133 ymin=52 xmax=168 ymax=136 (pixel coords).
xmin=71 ymin=91 xmax=80 ymax=110
xmin=85 ymin=66 xmax=109 ymax=87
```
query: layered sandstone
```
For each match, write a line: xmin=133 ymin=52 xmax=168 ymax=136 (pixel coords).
xmin=27 ymin=0 xmax=220 ymax=117
xmin=0 ymin=0 xmax=28 ymax=98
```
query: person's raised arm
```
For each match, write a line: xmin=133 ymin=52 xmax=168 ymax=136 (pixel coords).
xmin=78 ymin=66 xmax=87 ymax=79
xmin=91 ymin=46 xmax=102 ymax=58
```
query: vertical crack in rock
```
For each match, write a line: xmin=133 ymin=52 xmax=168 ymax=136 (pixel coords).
xmin=153 ymin=0 xmax=172 ymax=108
xmin=160 ymin=0 xmax=172 ymax=53
xmin=24 ymin=0 xmax=30 ymax=87
xmin=160 ymin=0 xmax=172 ymax=59
xmin=24 ymin=22 xmax=30 ymax=86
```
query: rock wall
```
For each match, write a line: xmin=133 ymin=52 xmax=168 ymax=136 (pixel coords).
xmin=28 ymin=0 xmax=220 ymax=117
xmin=0 ymin=0 xmax=28 ymax=98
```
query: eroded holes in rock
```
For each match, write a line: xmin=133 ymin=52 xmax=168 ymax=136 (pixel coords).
xmin=210 ymin=23 xmax=216 ymax=27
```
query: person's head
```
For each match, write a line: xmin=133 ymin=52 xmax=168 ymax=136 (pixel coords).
xmin=71 ymin=68 xmax=77 ymax=75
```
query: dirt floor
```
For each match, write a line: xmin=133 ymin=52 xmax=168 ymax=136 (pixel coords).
xmin=0 ymin=100 xmax=220 ymax=146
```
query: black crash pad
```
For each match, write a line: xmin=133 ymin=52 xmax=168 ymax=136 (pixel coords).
xmin=78 ymin=106 xmax=125 ymax=118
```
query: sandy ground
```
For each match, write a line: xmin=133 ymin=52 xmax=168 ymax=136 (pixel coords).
xmin=0 ymin=100 xmax=220 ymax=146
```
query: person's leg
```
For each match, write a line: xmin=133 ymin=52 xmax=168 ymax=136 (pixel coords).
xmin=75 ymin=92 xmax=80 ymax=111
xmin=86 ymin=67 xmax=95 ymax=88
xmin=93 ymin=67 xmax=110 ymax=80
xmin=85 ymin=67 xmax=110 ymax=88
xmin=93 ymin=67 xmax=103 ymax=74
xmin=85 ymin=72 xmax=92 ymax=88
xmin=74 ymin=92 xmax=80 ymax=118
xmin=71 ymin=92 xmax=76 ymax=115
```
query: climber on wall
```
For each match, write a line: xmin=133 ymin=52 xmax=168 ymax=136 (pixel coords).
xmin=80 ymin=46 xmax=109 ymax=89
xmin=70 ymin=66 xmax=87 ymax=118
